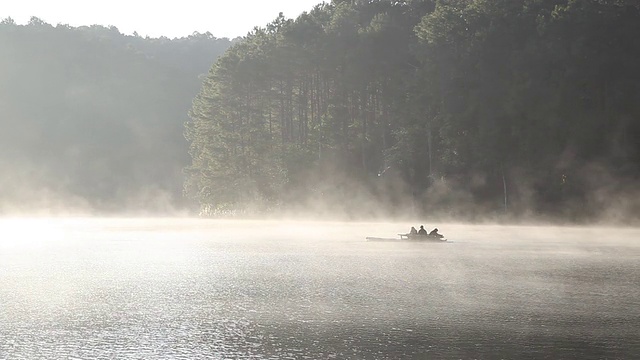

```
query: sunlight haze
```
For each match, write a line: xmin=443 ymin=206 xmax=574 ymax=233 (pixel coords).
xmin=2 ymin=0 xmax=323 ymax=38
xmin=1 ymin=0 xmax=640 ymax=356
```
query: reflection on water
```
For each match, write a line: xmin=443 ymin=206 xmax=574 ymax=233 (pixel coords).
xmin=1 ymin=219 xmax=639 ymax=359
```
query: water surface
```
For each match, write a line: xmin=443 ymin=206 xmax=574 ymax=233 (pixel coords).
xmin=1 ymin=219 xmax=638 ymax=359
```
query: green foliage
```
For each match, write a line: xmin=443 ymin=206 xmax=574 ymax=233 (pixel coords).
xmin=0 ymin=20 xmax=232 ymax=213
xmin=184 ymin=0 xmax=640 ymax=220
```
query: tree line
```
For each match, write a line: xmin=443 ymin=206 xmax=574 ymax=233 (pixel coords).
xmin=0 ymin=17 xmax=232 ymax=213
xmin=186 ymin=0 xmax=640 ymax=222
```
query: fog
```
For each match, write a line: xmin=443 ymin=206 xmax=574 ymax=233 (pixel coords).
xmin=1 ymin=6 xmax=640 ymax=357
xmin=2 ymin=22 xmax=639 ymax=360
xmin=0 ymin=20 xmax=230 ymax=216
xmin=2 ymin=12 xmax=639 ymax=224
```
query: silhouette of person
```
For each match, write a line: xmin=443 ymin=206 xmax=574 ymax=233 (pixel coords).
xmin=418 ymin=225 xmax=427 ymax=236
xmin=429 ymin=228 xmax=442 ymax=238
xmin=410 ymin=226 xmax=418 ymax=235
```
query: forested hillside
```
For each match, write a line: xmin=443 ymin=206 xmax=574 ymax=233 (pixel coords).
xmin=0 ymin=18 xmax=232 ymax=213
xmin=186 ymin=0 xmax=640 ymax=222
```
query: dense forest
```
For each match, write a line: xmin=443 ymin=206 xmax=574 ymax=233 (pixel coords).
xmin=1 ymin=1 xmax=638 ymax=222
xmin=186 ymin=0 xmax=640 ymax=222
xmin=0 ymin=18 xmax=232 ymax=214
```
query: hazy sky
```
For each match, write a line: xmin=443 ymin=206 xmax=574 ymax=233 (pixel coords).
xmin=2 ymin=0 xmax=323 ymax=39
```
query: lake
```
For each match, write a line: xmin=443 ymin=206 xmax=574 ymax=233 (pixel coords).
xmin=1 ymin=218 xmax=638 ymax=359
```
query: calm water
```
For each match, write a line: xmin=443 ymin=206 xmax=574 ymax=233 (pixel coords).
xmin=1 ymin=218 xmax=639 ymax=359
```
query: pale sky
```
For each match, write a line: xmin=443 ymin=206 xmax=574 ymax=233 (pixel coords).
xmin=2 ymin=0 xmax=324 ymax=39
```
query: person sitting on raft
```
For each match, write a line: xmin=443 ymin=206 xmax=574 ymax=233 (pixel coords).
xmin=418 ymin=225 xmax=428 ymax=235
xmin=429 ymin=228 xmax=443 ymax=238
xmin=409 ymin=226 xmax=418 ymax=235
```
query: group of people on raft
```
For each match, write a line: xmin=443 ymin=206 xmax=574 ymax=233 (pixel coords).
xmin=409 ymin=225 xmax=442 ymax=238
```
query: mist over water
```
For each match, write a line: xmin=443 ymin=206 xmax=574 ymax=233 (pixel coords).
xmin=1 ymin=218 xmax=639 ymax=359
